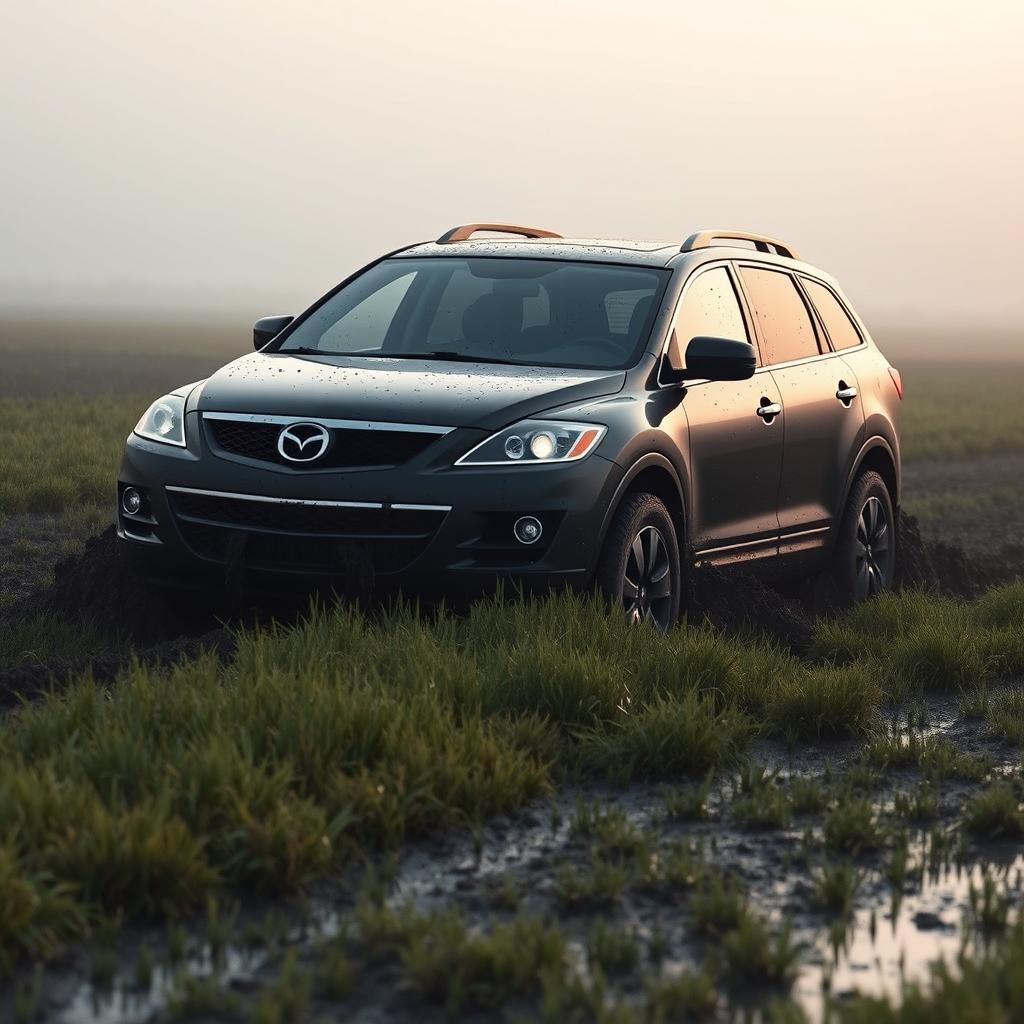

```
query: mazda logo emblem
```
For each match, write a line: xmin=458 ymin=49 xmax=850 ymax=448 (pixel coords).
xmin=277 ymin=422 xmax=330 ymax=462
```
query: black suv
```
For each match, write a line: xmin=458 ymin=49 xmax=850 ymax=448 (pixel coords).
xmin=119 ymin=224 xmax=902 ymax=626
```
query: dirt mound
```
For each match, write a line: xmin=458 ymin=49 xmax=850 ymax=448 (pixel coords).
xmin=689 ymin=564 xmax=815 ymax=653
xmin=14 ymin=526 xmax=210 ymax=644
xmin=0 ymin=629 xmax=235 ymax=712
xmin=897 ymin=511 xmax=1024 ymax=597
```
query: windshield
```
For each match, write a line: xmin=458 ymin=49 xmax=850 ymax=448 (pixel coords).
xmin=276 ymin=257 xmax=669 ymax=370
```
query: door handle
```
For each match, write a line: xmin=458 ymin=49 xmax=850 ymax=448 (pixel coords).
xmin=756 ymin=400 xmax=782 ymax=420
xmin=836 ymin=383 xmax=858 ymax=403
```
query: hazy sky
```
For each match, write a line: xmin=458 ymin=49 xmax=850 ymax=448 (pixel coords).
xmin=2 ymin=1 xmax=1022 ymax=328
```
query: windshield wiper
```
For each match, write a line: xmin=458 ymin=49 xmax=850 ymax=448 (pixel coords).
xmin=389 ymin=351 xmax=520 ymax=365
xmin=356 ymin=352 xmax=524 ymax=368
xmin=281 ymin=347 xmax=517 ymax=365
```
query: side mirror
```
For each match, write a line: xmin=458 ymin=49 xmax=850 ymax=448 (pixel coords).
xmin=662 ymin=335 xmax=756 ymax=384
xmin=253 ymin=315 xmax=294 ymax=350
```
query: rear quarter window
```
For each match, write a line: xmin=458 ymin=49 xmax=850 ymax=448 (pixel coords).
xmin=801 ymin=278 xmax=863 ymax=351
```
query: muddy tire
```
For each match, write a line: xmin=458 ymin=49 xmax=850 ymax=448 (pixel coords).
xmin=831 ymin=470 xmax=896 ymax=604
xmin=596 ymin=492 xmax=682 ymax=630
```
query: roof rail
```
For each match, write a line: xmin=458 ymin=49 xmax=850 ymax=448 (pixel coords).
xmin=680 ymin=229 xmax=800 ymax=261
xmin=436 ymin=223 xmax=563 ymax=244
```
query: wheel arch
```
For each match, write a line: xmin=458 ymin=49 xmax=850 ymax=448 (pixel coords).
xmin=597 ymin=454 xmax=689 ymax=556
xmin=845 ymin=437 xmax=900 ymax=512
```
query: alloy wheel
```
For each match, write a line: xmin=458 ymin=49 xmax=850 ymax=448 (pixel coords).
xmin=854 ymin=495 xmax=893 ymax=598
xmin=622 ymin=525 xmax=675 ymax=628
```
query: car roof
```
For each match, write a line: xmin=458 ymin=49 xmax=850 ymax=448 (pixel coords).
xmin=397 ymin=237 xmax=684 ymax=268
xmin=394 ymin=237 xmax=834 ymax=283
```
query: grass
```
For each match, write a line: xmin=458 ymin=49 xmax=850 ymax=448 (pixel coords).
xmin=811 ymin=861 xmax=861 ymax=917
xmin=0 ymin=396 xmax=143 ymax=516
xmin=1 ymin=583 xmax=1022 ymax=967
xmin=810 ymin=585 xmax=1024 ymax=693
xmin=399 ymin=909 xmax=566 ymax=1014
xmin=906 ymin=484 xmax=1023 ymax=526
xmin=0 ymin=612 xmax=113 ymax=667
xmin=962 ymin=783 xmax=1024 ymax=840
xmin=823 ymin=798 xmax=880 ymax=855
xmin=900 ymin=365 xmax=1024 ymax=462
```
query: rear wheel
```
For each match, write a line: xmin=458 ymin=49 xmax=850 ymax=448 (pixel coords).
xmin=596 ymin=492 xmax=682 ymax=630
xmin=832 ymin=471 xmax=896 ymax=603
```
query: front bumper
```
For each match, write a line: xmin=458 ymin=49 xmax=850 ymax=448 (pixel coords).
xmin=116 ymin=425 xmax=622 ymax=597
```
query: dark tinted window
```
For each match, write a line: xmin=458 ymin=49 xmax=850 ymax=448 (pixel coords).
xmin=738 ymin=266 xmax=820 ymax=365
xmin=280 ymin=258 xmax=669 ymax=370
xmin=670 ymin=267 xmax=750 ymax=367
xmin=802 ymin=279 xmax=862 ymax=351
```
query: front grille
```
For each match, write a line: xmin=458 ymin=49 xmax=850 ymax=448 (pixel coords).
xmin=168 ymin=489 xmax=447 ymax=575
xmin=205 ymin=418 xmax=441 ymax=469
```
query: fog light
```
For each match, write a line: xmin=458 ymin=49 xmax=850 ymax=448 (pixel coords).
xmin=513 ymin=516 xmax=543 ymax=545
xmin=121 ymin=487 xmax=143 ymax=515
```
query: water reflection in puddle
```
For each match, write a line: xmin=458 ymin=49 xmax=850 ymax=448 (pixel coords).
xmin=798 ymin=849 xmax=1024 ymax=1019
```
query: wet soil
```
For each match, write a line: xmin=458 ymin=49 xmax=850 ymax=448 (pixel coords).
xmin=902 ymin=453 xmax=1024 ymax=561
xmin=14 ymin=696 xmax=1022 ymax=1024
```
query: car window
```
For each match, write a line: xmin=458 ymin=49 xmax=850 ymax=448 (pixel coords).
xmin=669 ymin=267 xmax=749 ymax=368
xmin=425 ymin=266 xmax=493 ymax=346
xmin=280 ymin=258 xmax=670 ymax=371
xmin=737 ymin=266 xmax=821 ymax=365
xmin=318 ymin=272 xmax=416 ymax=352
xmin=606 ymin=289 xmax=655 ymax=335
xmin=801 ymin=278 xmax=863 ymax=351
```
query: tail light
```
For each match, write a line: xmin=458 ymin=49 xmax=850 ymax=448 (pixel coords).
xmin=888 ymin=366 xmax=903 ymax=400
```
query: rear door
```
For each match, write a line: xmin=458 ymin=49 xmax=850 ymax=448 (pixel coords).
xmin=671 ymin=264 xmax=784 ymax=564
xmin=736 ymin=265 xmax=864 ymax=567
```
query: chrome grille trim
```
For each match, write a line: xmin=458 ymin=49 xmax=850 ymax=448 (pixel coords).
xmin=202 ymin=412 xmax=454 ymax=435
xmin=165 ymin=485 xmax=452 ymax=513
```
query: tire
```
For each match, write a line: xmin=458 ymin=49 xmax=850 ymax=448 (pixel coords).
xmin=831 ymin=470 xmax=896 ymax=603
xmin=596 ymin=492 xmax=682 ymax=630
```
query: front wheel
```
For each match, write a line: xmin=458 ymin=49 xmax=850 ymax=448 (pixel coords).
xmin=831 ymin=470 xmax=896 ymax=603
xmin=596 ymin=492 xmax=682 ymax=630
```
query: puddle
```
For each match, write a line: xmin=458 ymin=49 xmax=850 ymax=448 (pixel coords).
xmin=798 ymin=849 xmax=1024 ymax=1018
xmin=24 ymin=756 xmax=1024 ymax=1024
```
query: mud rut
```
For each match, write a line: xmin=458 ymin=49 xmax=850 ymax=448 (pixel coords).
xmin=2 ymin=513 xmax=1023 ymax=709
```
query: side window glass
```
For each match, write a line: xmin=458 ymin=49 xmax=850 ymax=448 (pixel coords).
xmin=802 ymin=278 xmax=863 ymax=351
xmin=318 ymin=272 xmax=416 ymax=352
xmin=737 ymin=266 xmax=820 ymax=365
xmin=669 ymin=267 xmax=749 ymax=368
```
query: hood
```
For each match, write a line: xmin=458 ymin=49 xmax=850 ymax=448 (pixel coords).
xmin=195 ymin=352 xmax=626 ymax=430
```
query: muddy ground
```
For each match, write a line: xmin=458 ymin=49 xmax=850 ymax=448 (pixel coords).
xmin=2 ymin=458 xmax=1024 ymax=1022
xmin=10 ymin=692 xmax=1024 ymax=1024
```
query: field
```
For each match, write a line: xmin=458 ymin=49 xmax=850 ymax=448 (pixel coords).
xmin=1 ymin=314 xmax=1023 ymax=1022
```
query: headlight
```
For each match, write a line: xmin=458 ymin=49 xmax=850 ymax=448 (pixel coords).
xmin=134 ymin=392 xmax=187 ymax=447
xmin=455 ymin=419 xmax=606 ymax=466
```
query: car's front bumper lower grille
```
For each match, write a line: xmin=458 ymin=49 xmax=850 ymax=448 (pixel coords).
xmin=166 ymin=486 xmax=450 ymax=575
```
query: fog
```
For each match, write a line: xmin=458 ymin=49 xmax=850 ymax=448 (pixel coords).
xmin=1 ymin=0 xmax=1021 ymax=334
